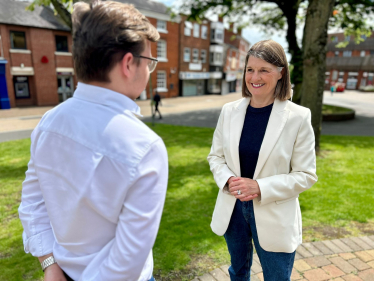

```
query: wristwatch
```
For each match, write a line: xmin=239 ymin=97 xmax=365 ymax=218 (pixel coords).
xmin=41 ymin=256 xmax=57 ymax=271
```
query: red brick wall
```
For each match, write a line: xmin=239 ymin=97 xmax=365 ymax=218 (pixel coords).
xmin=0 ymin=24 xmax=75 ymax=108
xmin=179 ymin=16 xmax=210 ymax=73
xmin=147 ymin=17 xmax=180 ymax=98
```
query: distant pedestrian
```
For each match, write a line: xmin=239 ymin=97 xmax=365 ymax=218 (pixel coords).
xmin=153 ymin=91 xmax=162 ymax=119
xmin=330 ymin=83 xmax=335 ymax=96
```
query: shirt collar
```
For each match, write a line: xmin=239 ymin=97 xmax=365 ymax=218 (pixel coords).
xmin=73 ymin=82 xmax=143 ymax=117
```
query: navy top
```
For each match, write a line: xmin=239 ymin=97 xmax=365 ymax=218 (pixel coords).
xmin=239 ymin=103 xmax=273 ymax=179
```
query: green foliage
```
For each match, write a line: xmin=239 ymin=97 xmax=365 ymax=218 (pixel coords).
xmin=1 ymin=128 xmax=374 ymax=280
xmin=26 ymin=0 xmax=74 ymax=13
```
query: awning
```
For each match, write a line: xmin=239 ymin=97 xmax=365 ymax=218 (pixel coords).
xmin=11 ymin=66 xmax=34 ymax=76
xmin=56 ymin=67 xmax=74 ymax=75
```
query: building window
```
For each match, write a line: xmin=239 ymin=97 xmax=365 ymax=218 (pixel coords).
xmin=193 ymin=23 xmax=200 ymax=38
xmin=335 ymin=51 xmax=339 ymax=57
xmin=201 ymin=25 xmax=208 ymax=39
xmin=331 ymin=36 xmax=338 ymax=43
xmin=210 ymin=52 xmax=223 ymax=65
xmin=184 ymin=48 xmax=190 ymax=62
xmin=201 ymin=50 xmax=207 ymax=63
xmin=192 ymin=49 xmax=199 ymax=63
xmin=184 ymin=21 xmax=192 ymax=36
xmin=157 ymin=20 xmax=167 ymax=31
xmin=157 ymin=40 xmax=167 ymax=59
xmin=13 ymin=76 xmax=30 ymax=98
xmin=55 ymin=35 xmax=68 ymax=52
xmin=345 ymin=35 xmax=350 ymax=41
xmin=332 ymin=70 xmax=338 ymax=80
xmin=157 ymin=71 xmax=167 ymax=90
xmin=343 ymin=51 xmax=352 ymax=57
xmin=360 ymin=51 xmax=366 ymax=57
xmin=216 ymin=29 xmax=223 ymax=40
xmin=10 ymin=31 xmax=27 ymax=49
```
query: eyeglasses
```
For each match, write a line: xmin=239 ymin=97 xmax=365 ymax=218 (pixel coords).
xmin=133 ymin=55 xmax=158 ymax=73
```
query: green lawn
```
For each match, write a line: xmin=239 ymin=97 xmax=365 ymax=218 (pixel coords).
xmin=322 ymin=104 xmax=353 ymax=114
xmin=0 ymin=125 xmax=373 ymax=281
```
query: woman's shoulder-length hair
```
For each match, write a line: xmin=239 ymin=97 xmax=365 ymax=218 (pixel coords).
xmin=242 ymin=39 xmax=292 ymax=101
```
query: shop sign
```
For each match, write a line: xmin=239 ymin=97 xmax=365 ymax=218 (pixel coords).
xmin=226 ymin=72 xmax=236 ymax=82
xmin=179 ymin=72 xmax=210 ymax=80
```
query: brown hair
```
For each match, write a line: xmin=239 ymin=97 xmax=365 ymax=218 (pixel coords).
xmin=72 ymin=1 xmax=159 ymax=83
xmin=242 ymin=40 xmax=291 ymax=101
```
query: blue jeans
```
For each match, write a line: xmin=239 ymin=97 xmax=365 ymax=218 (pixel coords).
xmin=223 ymin=200 xmax=295 ymax=281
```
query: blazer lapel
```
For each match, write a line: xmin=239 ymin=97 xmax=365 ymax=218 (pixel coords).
xmin=253 ymin=99 xmax=289 ymax=180
xmin=229 ymin=97 xmax=250 ymax=176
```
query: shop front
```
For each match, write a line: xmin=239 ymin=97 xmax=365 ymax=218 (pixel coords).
xmin=179 ymin=72 xmax=210 ymax=96
xmin=56 ymin=68 xmax=75 ymax=102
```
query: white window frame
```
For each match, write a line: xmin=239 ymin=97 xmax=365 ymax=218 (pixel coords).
xmin=192 ymin=48 xmax=199 ymax=63
xmin=157 ymin=40 xmax=167 ymax=62
xmin=360 ymin=50 xmax=366 ymax=57
xmin=201 ymin=25 xmax=208 ymax=39
xmin=157 ymin=20 xmax=167 ymax=33
xmin=193 ymin=23 xmax=200 ymax=38
xmin=184 ymin=48 xmax=191 ymax=62
xmin=184 ymin=21 xmax=192 ymax=36
xmin=343 ymin=50 xmax=352 ymax=57
xmin=201 ymin=50 xmax=207 ymax=63
xmin=157 ymin=70 xmax=167 ymax=92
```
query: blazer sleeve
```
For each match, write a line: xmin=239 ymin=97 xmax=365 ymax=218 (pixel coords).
xmin=207 ymin=105 xmax=236 ymax=190
xmin=256 ymin=109 xmax=318 ymax=206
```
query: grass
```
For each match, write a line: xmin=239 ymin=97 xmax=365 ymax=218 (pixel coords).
xmin=0 ymin=125 xmax=374 ymax=280
xmin=322 ymin=104 xmax=353 ymax=114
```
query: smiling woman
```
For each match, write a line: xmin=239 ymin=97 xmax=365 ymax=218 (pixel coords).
xmin=207 ymin=39 xmax=317 ymax=280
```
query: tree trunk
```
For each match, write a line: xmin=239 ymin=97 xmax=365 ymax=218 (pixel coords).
xmin=279 ymin=1 xmax=303 ymax=104
xmin=300 ymin=0 xmax=335 ymax=152
xmin=51 ymin=0 xmax=72 ymax=30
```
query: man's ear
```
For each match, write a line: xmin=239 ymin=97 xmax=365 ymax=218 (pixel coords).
xmin=121 ymin=52 xmax=134 ymax=78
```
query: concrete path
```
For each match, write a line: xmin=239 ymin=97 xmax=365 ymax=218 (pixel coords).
xmin=191 ymin=236 xmax=374 ymax=281
xmin=143 ymin=91 xmax=374 ymax=137
xmin=1 ymin=90 xmax=374 ymax=143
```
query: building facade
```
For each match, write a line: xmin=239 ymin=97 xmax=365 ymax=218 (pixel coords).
xmin=178 ymin=15 xmax=211 ymax=96
xmin=134 ymin=0 xmax=180 ymax=99
xmin=0 ymin=0 xmax=74 ymax=108
xmin=222 ymin=24 xmax=250 ymax=95
xmin=325 ymin=32 xmax=374 ymax=90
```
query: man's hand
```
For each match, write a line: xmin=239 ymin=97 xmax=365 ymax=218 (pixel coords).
xmin=43 ymin=264 xmax=67 ymax=281
xmin=229 ymin=177 xmax=261 ymax=202
xmin=38 ymin=254 xmax=67 ymax=281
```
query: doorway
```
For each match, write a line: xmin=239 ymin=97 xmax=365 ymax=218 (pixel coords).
xmin=57 ymin=76 xmax=74 ymax=102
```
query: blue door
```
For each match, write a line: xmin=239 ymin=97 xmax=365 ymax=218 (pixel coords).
xmin=0 ymin=60 xmax=11 ymax=109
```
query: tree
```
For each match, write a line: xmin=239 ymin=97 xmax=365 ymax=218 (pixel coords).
xmin=26 ymin=0 xmax=82 ymax=30
xmin=179 ymin=0 xmax=374 ymax=151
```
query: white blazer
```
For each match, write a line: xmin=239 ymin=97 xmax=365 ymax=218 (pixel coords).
xmin=207 ymin=97 xmax=318 ymax=253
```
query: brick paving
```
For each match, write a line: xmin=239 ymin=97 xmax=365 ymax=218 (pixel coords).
xmin=190 ymin=236 xmax=374 ymax=281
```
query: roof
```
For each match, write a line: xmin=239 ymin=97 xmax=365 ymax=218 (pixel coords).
xmin=326 ymin=55 xmax=374 ymax=71
xmin=0 ymin=0 xmax=70 ymax=31
xmin=327 ymin=38 xmax=374 ymax=52
xmin=114 ymin=0 xmax=168 ymax=14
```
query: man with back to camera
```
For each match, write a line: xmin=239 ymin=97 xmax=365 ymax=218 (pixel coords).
xmin=18 ymin=1 xmax=168 ymax=280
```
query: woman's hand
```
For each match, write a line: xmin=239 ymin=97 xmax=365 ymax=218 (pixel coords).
xmin=229 ymin=177 xmax=261 ymax=202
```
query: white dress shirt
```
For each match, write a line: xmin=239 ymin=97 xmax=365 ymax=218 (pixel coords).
xmin=18 ymin=83 xmax=168 ymax=281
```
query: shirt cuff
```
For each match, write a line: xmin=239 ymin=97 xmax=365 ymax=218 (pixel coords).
xmin=23 ymin=229 xmax=55 ymax=257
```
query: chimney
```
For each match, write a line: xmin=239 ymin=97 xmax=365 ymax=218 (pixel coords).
xmin=237 ymin=26 xmax=243 ymax=36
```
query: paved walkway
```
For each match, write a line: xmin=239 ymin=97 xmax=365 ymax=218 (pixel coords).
xmin=192 ymin=236 xmax=374 ymax=281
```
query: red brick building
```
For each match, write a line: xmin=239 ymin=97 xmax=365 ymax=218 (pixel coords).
xmin=325 ymin=32 xmax=374 ymax=90
xmin=0 ymin=0 xmax=74 ymax=108
xmin=178 ymin=15 xmax=211 ymax=96
xmin=133 ymin=0 xmax=180 ymax=99
xmin=222 ymin=23 xmax=250 ymax=95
